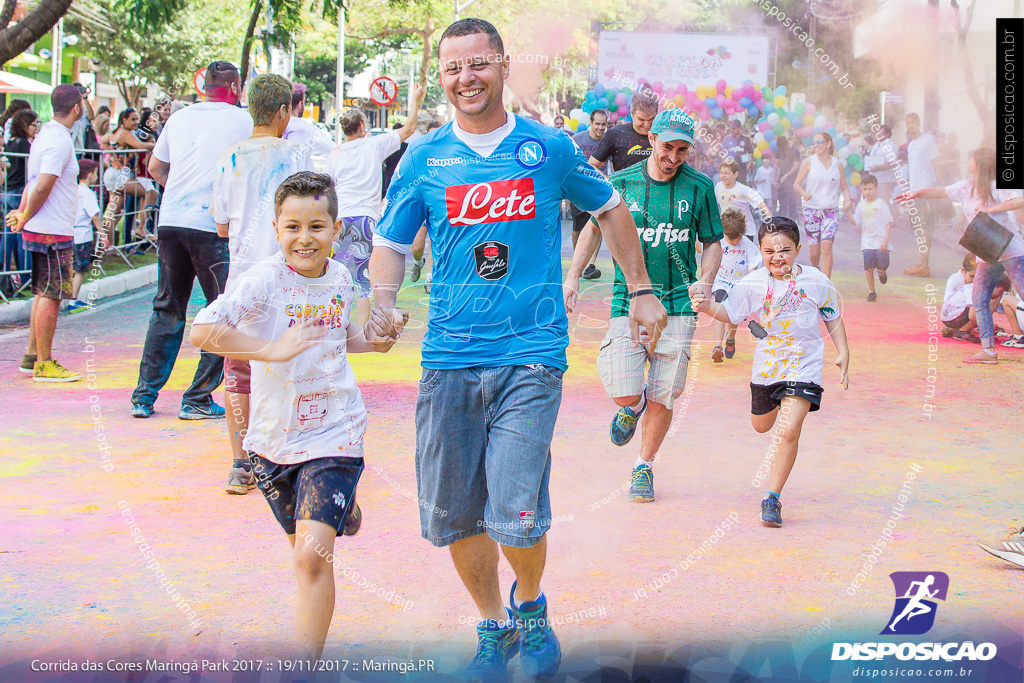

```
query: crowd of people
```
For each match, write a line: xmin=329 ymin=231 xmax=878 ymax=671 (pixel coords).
xmin=2 ymin=15 xmax=1022 ymax=679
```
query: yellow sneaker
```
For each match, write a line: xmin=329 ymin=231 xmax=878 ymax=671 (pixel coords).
xmin=33 ymin=359 xmax=83 ymax=383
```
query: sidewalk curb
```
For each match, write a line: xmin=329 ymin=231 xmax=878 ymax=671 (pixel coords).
xmin=0 ymin=264 xmax=157 ymax=326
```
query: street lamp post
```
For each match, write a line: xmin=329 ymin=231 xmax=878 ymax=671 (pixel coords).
xmin=335 ymin=5 xmax=346 ymax=142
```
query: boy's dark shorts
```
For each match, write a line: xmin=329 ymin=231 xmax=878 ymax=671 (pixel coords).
xmin=73 ymin=241 xmax=95 ymax=272
xmin=750 ymin=381 xmax=823 ymax=415
xmin=942 ymin=308 xmax=971 ymax=330
xmin=862 ymin=249 xmax=890 ymax=271
xmin=224 ymin=358 xmax=251 ymax=394
xmin=30 ymin=246 xmax=73 ymax=300
xmin=248 ymin=453 xmax=363 ymax=536
xmin=713 ymin=288 xmax=729 ymax=303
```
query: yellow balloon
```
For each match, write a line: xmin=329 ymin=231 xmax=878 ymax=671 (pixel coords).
xmin=568 ymin=118 xmax=579 ymax=129
xmin=757 ymin=139 xmax=769 ymax=150
xmin=773 ymin=95 xmax=786 ymax=107
xmin=850 ymin=172 xmax=862 ymax=186
xmin=753 ymin=149 xmax=762 ymax=159
xmin=697 ymin=85 xmax=707 ymax=99
xmin=780 ymin=118 xmax=791 ymax=129
xmin=803 ymin=115 xmax=815 ymax=126
xmin=725 ymin=86 xmax=734 ymax=97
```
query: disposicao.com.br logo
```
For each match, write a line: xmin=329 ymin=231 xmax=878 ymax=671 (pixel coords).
xmin=832 ymin=572 xmax=997 ymax=663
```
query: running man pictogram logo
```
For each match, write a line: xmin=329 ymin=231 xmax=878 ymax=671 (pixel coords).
xmin=881 ymin=571 xmax=949 ymax=635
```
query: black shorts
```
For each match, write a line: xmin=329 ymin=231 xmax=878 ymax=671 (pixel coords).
xmin=73 ymin=241 xmax=95 ymax=272
xmin=713 ymin=288 xmax=729 ymax=303
xmin=571 ymin=209 xmax=592 ymax=233
xmin=248 ymin=453 xmax=364 ymax=535
xmin=942 ymin=308 xmax=971 ymax=329
xmin=750 ymin=381 xmax=823 ymax=416
xmin=862 ymin=249 xmax=890 ymax=271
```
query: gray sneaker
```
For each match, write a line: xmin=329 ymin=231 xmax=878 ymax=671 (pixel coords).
xmin=410 ymin=258 xmax=425 ymax=282
xmin=226 ymin=467 xmax=256 ymax=495
xmin=19 ymin=354 xmax=36 ymax=375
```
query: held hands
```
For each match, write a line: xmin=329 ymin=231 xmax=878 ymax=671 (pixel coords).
xmin=835 ymin=350 xmax=850 ymax=390
xmin=365 ymin=306 xmax=409 ymax=353
xmin=688 ymin=281 xmax=712 ymax=314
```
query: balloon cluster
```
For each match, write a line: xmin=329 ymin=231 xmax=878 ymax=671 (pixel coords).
xmin=564 ymin=79 xmax=863 ymax=185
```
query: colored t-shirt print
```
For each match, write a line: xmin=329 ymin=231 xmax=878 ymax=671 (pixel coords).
xmin=604 ymin=162 xmax=724 ymax=317
xmin=723 ymin=266 xmax=841 ymax=386
xmin=192 ymin=253 xmax=366 ymax=464
xmin=375 ymin=115 xmax=615 ymax=371
xmin=714 ymin=237 xmax=762 ymax=292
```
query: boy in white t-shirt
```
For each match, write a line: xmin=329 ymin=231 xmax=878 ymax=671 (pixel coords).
xmin=754 ymin=156 xmax=774 ymax=212
xmin=190 ymin=172 xmax=406 ymax=660
xmin=693 ymin=217 xmax=850 ymax=528
xmin=853 ymin=175 xmax=894 ymax=302
xmin=67 ymin=159 xmax=101 ymax=314
xmin=716 ymin=160 xmax=773 ymax=238
xmin=212 ymin=74 xmax=314 ymax=496
xmin=940 ymin=254 xmax=980 ymax=342
xmin=710 ymin=207 xmax=762 ymax=363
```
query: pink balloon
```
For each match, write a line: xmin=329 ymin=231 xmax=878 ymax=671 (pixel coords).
xmin=652 ymin=81 xmax=664 ymax=93
xmin=617 ymin=105 xmax=629 ymax=116
xmin=758 ymin=122 xmax=770 ymax=132
xmin=743 ymin=85 xmax=755 ymax=98
xmin=716 ymin=79 xmax=726 ymax=93
xmin=717 ymin=94 xmax=728 ymax=106
xmin=805 ymin=103 xmax=816 ymax=115
xmin=731 ymin=90 xmax=743 ymax=101
xmin=752 ymin=90 xmax=763 ymax=101
xmin=677 ymin=83 xmax=687 ymax=95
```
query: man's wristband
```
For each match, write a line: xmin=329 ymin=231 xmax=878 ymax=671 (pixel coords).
xmin=629 ymin=288 xmax=656 ymax=300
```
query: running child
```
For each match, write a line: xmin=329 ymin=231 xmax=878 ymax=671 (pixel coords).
xmin=692 ymin=217 xmax=850 ymax=527
xmin=211 ymin=74 xmax=313 ymax=495
xmin=754 ymin=155 xmax=774 ymax=212
xmin=189 ymin=172 xmax=404 ymax=660
xmin=716 ymin=160 xmax=773 ymax=240
xmin=67 ymin=159 xmax=100 ymax=313
xmin=853 ymin=174 xmax=893 ymax=302
xmin=710 ymin=207 xmax=761 ymax=363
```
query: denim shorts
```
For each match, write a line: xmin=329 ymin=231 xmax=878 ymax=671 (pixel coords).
xmin=415 ymin=365 xmax=563 ymax=548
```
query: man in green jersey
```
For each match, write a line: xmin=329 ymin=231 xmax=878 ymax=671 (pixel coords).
xmin=565 ymin=108 xmax=723 ymax=503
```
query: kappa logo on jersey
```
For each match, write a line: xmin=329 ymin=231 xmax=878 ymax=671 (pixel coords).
xmin=881 ymin=572 xmax=949 ymax=635
xmin=515 ymin=139 xmax=546 ymax=169
xmin=473 ymin=240 xmax=509 ymax=281
xmin=446 ymin=179 xmax=537 ymax=226
xmin=427 ymin=157 xmax=464 ymax=167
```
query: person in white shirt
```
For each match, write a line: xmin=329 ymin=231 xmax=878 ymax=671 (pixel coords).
xmin=130 ymin=61 xmax=254 ymax=419
xmin=754 ymin=156 xmax=774 ymax=212
xmin=716 ymin=159 xmax=772 ymax=239
xmin=212 ymin=74 xmax=314 ymax=496
xmin=865 ymin=124 xmax=898 ymax=202
xmin=190 ymin=172 xmax=404 ymax=661
xmin=904 ymin=147 xmax=1024 ymax=364
xmin=67 ymin=160 xmax=102 ymax=313
xmin=281 ymin=83 xmax=336 ymax=158
xmin=325 ymin=82 xmax=425 ymax=325
xmin=853 ymin=175 xmax=894 ymax=302
xmin=5 ymin=85 xmax=84 ymax=382
xmin=693 ymin=216 xmax=850 ymax=529
xmin=710 ymin=207 xmax=761 ymax=363
xmin=902 ymin=113 xmax=942 ymax=276
xmin=940 ymin=254 xmax=980 ymax=341
xmin=793 ymin=131 xmax=855 ymax=278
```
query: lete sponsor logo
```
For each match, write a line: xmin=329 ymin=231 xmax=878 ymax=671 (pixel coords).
xmin=446 ymin=179 xmax=536 ymax=226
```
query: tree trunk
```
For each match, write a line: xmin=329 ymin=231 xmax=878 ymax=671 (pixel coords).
xmin=0 ymin=0 xmax=75 ymax=66
xmin=950 ymin=1 xmax=992 ymax=141
xmin=1 ymin=0 xmax=17 ymax=32
xmin=417 ymin=17 xmax=435 ymax=91
xmin=239 ymin=0 xmax=264 ymax=89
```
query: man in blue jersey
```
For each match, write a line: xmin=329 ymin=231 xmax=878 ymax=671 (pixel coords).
xmin=369 ymin=18 xmax=666 ymax=682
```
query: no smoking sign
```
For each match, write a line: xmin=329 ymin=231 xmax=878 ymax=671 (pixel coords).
xmin=369 ymin=76 xmax=398 ymax=106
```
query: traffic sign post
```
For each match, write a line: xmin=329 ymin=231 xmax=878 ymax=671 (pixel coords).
xmin=369 ymin=76 xmax=398 ymax=106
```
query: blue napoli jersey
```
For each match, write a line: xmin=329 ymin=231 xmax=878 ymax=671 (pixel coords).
xmin=376 ymin=115 xmax=615 ymax=370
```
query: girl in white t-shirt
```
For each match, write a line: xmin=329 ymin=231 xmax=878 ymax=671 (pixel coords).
xmin=693 ymin=217 xmax=850 ymax=528
xmin=905 ymin=147 xmax=1024 ymax=364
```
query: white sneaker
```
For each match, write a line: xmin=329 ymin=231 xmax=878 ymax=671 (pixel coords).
xmin=978 ymin=525 xmax=1024 ymax=568
xmin=424 ymin=272 xmax=432 ymax=294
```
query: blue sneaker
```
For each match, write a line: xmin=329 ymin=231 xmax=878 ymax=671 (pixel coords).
xmin=131 ymin=403 xmax=153 ymax=418
xmin=610 ymin=390 xmax=646 ymax=446
xmin=629 ymin=463 xmax=655 ymax=503
xmin=178 ymin=402 xmax=226 ymax=420
xmin=66 ymin=299 xmax=90 ymax=314
xmin=464 ymin=608 xmax=520 ymax=682
xmin=510 ymin=582 xmax=561 ymax=677
xmin=761 ymin=494 xmax=783 ymax=527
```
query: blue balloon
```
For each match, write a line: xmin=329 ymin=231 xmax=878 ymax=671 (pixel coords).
xmin=578 ymin=123 xmax=589 ymax=133
xmin=775 ymin=85 xmax=787 ymax=96
xmin=740 ymin=97 xmax=752 ymax=108
xmin=582 ymin=101 xmax=595 ymax=113
xmin=704 ymin=97 xmax=718 ymax=108
xmin=764 ymin=129 xmax=775 ymax=141
xmin=747 ymin=105 xmax=759 ymax=117
xmin=788 ymin=111 xmax=801 ymax=122
xmin=595 ymin=84 xmax=606 ymax=97
xmin=769 ymin=140 xmax=778 ymax=151
xmin=711 ymin=107 xmax=724 ymax=119
xmin=835 ymin=136 xmax=847 ymax=149
xmin=742 ymin=79 xmax=753 ymax=86
xmin=827 ymin=126 xmax=837 ymax=137
xmin=764 ymin=103 xmax=775 ymax=115
xmin=585 ymin=90 xmax=596 ymax=101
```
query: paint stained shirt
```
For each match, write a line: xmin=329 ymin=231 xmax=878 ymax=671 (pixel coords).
xmin=192 ymin=253 xmax=366 ymax=464
xmin=212 ymin=137 xmax=313 ymax=286
xmin=723 ymin=266 xmax=841 ymax=386
xmin=714 ymin=237 xmax=762 ymax=293
xmin=152 ymin=101 xmax=253 ymax=233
